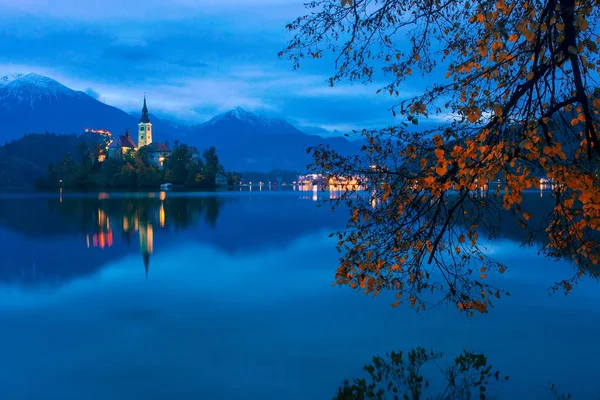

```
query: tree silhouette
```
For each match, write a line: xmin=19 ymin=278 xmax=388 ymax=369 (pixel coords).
xmin=281 ymin=0 xmax=600 ymax=314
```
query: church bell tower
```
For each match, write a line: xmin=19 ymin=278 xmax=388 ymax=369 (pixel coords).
xmin=138 ymin=96 xmax=152 ymax=148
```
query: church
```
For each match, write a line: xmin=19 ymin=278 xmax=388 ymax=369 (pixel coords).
xmin=107 ymin=97 xmax=172 ymax=168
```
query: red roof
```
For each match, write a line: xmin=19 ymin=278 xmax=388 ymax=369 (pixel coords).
xmin=119 ymin=135 xmax=137 ymax=148
xmin=144 ymin=142 xmax=171 ymax=152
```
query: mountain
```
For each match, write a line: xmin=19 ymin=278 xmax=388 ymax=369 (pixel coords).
xmin=0 ymin=73 xmax=25 ymax=86
xmin=0 ymin=73 xmax=181 ymax=144
xmin=199 ymin=107 xmax=306 ymax=137
xmin=0 ymin=73 xmax=361 ymax=172
xmin=300 ymin=125 xmax=347 ymax=138
xmin=181 ymin=107 xmax=360 ymax=171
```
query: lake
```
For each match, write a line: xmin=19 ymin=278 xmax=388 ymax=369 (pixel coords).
xmin=0 ymin=189 xmax=599 ymax=399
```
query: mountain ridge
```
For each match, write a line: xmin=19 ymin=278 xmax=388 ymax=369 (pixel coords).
xmin=0 ymin=73 xmax=182 ymax=144
xmin=0 ymin=73 xmax=351 ymax=140
xmin=0 ymin=73 xmax=361 ymax=171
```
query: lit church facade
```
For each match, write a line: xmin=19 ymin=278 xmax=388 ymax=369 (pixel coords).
xmin=107 ymin=97 xmax=172 ymax=168
xmin=138 ymin=98 xmax=152 ymax=147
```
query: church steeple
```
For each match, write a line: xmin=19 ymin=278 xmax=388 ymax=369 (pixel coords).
xmin=138 ymin=96 xmax=153 ymax=147
xmin=140 ymin=96 xmax=150 ymax=123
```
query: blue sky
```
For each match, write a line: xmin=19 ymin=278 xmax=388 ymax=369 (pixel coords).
xmin=0 ymin=0 xmax=419 ymax=132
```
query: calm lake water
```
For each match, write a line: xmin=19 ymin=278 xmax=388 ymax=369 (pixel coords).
xmin=0 ymin=189 xmax=599 ymax=399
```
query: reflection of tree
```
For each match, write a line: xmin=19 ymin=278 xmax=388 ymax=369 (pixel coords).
xmin=204 ymin=197 xmax=220 ymax=228
xmin=0 ymin=191 xmax=575 ymax=250
xmin=0 ymin=193 xmax=225 ymax=277
xmin=167 ymin=197 xmax=199 ymax=231
xmin=460 ymin=190 xmax=600 ymax=254
xmin=458 ymin=189 xmax=556 ymax=245
xmin=0 ymin=192 xmax=355 ymax=287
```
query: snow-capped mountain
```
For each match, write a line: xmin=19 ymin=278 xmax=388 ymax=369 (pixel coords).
xmin=0 ymin=73 xmax=85 ymax=108
xmin=0 ymin=73 xmax=360 ymax=171
xmin=186 ymin=107 xmax=359 ymax=171
xmin=0 ymin=73 xmax=25 ymax=87
xmin=201 ymin=107 xmax=305 ymax=136
xmin=204 ymin=107 xmax=258 ymax=125
xmin=0 ymin=73 xmax=180 ymax=143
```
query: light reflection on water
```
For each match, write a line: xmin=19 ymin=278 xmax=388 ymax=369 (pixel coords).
xmin=0 ymin=191 xmax=598 ymax=399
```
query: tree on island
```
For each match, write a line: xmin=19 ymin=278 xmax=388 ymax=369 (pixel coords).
xmin=165 ymin=143 xmax=193 ymax=185
xmin=281 ymin=0 xmax=600 ymax=315
xmin=202 ymin=146 xmax=222 ymax=185
xmin=32 ymin=136 xmax=233 ymax=190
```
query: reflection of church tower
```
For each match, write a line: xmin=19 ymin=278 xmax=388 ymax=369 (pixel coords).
xmin=139 ymin=221 xmax=154 ymax=278
xmin=138 ymin=96 xmax=152 ymax=148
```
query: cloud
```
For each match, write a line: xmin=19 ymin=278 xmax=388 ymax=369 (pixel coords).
xmin=102 ymin=44 xmax=156 ymax=62
xmin=84 ymin=88 xmax=100 ymax=99
xmin=0 ymin=0 xmax=304 ymax=21
xmin=172 ymin=60 xmax=208 ymax=69
xmin=101 ymin=43 xmax=208 ymax=71
xmin=0 ymin=0 xmax=421 ymax=132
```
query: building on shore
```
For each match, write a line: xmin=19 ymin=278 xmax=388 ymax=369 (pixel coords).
xmin=141 ymin=142 xmax=172 ymax=168
xmin=108 ymin=128 xmax=137 ymax=158
xmin=105 ymin=97 xmax=172 ymax=168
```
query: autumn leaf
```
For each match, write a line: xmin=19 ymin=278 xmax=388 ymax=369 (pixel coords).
xmin=436 ymin=164 xmax=448 ymax=176
xmin=283 ymin=0 xmax=600 ymax=315
xmin=382 ymin=183 xmax=391 ymax=202
xmin=578 ymin=15 xmax=589 ymax=30
xmin=493 ymin=104 xmax=503 ymax=117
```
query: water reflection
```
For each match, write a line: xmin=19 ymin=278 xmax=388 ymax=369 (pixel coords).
xmin=0 ymin=191 xmax=349 ymax=287
xmin=83 ymin=194 xmax=223 ymax=276
xmin=139 ymin=221 xmax=153 ymax=278
xmin=0 ymin=193 xmax=226 ymax=282
xmin=0 ymin=191 xmax=598 ymax=400
xmin=0 ymin=189 xmax=583 ymax=288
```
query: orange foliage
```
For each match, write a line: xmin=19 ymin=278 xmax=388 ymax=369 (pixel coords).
xmin=283 ymin=0 xmax=600 ymax=314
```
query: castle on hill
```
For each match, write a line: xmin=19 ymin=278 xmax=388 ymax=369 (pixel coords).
xmin=106 ymin=97 xmax=172 ymax=168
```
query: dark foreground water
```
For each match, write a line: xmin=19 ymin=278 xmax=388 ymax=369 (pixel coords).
xmin=0 ymin=189 xmax=599 ymax=399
